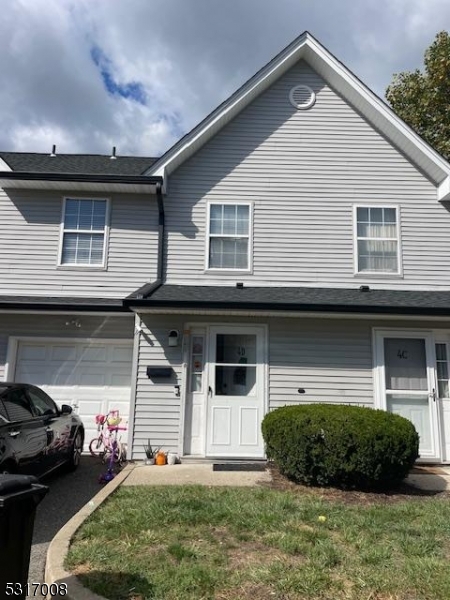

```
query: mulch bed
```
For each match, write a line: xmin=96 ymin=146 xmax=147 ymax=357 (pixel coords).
xmin=262 ymin=463 xmax=449 ymax=505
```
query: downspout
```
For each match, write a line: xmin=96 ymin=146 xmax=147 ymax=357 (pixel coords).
xmin=156 ymin=181 xmax=165 ymax=286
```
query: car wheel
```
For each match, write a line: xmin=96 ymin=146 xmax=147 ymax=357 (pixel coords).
xmin=67 ymin=431 xmax=83 ymax=472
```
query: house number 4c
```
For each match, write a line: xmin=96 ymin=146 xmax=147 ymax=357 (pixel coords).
xmin=397 ymin=349 xmax=409 ymax=359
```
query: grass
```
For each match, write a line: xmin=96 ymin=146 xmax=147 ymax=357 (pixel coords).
xmin=66 ymin=483 xmax=450 ymax=600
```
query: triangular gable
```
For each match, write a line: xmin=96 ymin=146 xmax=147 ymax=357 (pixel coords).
xmin=145 ymin=31 xmax=450 ymax=201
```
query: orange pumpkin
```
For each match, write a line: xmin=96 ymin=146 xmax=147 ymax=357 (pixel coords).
xmin=155 ymin=451 xmax=167 ymax=466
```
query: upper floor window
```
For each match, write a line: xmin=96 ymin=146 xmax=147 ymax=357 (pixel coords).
xmin=355 ymin=206 xmax=400 ymax=274
xmin=59 ymin=198 xmax=109 ymax=267
xmin=207 ymin=203 xmax=251 ymax=270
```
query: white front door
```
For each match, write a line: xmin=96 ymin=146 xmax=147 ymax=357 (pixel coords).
xmin=206 ymin=326 xmax=266 ymax=458
xmin=375 ymin=331 xmax=441 ymax=461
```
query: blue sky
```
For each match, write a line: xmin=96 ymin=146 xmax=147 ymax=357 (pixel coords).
xmin=0 ymin=0 xmax=450 ymax=157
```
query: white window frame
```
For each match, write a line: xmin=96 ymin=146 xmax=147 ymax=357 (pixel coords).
xmin=58 ymin=196 xmax=110 ymax=269
xmin=205 ymin=201 xmax=253 ymax=272
xmin=353 ymin=204 xmax=401 ymax=276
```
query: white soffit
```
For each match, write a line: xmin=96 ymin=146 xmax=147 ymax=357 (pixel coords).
xmin=146 ymin=32 xmax=450 ymax=198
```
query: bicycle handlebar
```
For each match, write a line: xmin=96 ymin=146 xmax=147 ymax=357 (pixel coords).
xmin=107 ymin=426 xmax=127 ymax=432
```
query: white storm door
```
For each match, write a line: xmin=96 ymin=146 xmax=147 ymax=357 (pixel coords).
xmin=206 ymin=326 xmax=265 ymax=458
xmin=376 ymin=332 xmax=440 ymax=461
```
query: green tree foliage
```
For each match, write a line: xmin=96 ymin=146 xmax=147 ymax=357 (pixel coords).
xmin=386 ymin=31 xmax=450 ymax=160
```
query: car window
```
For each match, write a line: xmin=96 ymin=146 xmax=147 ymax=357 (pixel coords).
xmin=2 ymin=389 xmax=35 ymax=422
xmin=27 ymin=387 xmax=58 ymax=417
xmin=0 ymin=399 xmax=8 ymax=422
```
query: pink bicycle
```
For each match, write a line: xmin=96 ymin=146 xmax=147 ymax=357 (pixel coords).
xmin=89 ymin=411 xmax=127 ymax=465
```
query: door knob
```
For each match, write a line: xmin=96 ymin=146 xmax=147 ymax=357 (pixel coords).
xmin=208 ymin=386 xmax=213 ymax=396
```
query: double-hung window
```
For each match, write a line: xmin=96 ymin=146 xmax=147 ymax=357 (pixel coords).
xmin=208 ymin=203 xmax=251 ymax=270
xmin=59 ymin=198 xmax=109 ymax=267
xmin=355 ymin=206 xmax=400 ymax=274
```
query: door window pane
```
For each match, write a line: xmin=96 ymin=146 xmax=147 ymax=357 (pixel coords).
xmin=190 ymin=335 xmax=204 ymax=393
xmin=216 ymin=334 xmax=256 ymax=364
xmin=215 ymin=366 xmax=256 ymax=396
xmin=384 ymin=338 xmax=427 ymax=391
xmin=436 ymin=343 xmax=449 ymax=398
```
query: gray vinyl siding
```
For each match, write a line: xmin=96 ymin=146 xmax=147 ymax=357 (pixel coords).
xmin=133 ymin=313 xmax=450 ymax=458
xmin=0 ymin=189 xmax=158 ymax=297
xmin=0 ymin=313 xmax=133 ymax=381
xmin=132 ymin=314 xmax=376 ymax=458
xmin=164 ymin=59 xmax=448 ymax=290
xmin=269 ymin=318 xmax=373 ymax=408
xmin=133 ymin=314 xmax=186 ymax=458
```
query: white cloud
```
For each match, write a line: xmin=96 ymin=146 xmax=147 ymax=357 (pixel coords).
xmin=0 ymin=0 xmax=449 ymax=156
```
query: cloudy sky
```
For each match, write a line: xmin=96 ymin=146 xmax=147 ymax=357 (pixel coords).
xmin=1 ymin=0 xmax=449 ymax=158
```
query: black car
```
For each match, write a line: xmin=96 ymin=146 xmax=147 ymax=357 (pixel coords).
xmin=0 ymin=383 xmax=84 ymax=477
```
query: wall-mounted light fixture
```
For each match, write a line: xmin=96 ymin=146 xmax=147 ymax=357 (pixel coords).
xmin=168 ymin=330 xmax=179 ymax=347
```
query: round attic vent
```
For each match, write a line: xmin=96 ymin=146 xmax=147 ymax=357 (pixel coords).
xmin=289 ymin=84 xmax=315 ymax=110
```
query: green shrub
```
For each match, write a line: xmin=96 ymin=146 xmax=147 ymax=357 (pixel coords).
xmin=262 ymin=404 xmax=419 ymax=490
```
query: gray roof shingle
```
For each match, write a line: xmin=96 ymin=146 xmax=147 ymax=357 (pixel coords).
xmin=0 ymin=152 xmax=157 ymax=176
xmin=0 ymin=296 xmax=126 ymax=311
xmin=126 ymin=284 xmax=450 ymax=316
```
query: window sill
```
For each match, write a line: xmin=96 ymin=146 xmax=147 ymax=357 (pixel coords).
xmin=354 ymin=272 xmax=403 ymax=279
xmin=57 ymin=265 xmax=107 ymax=272
xmin=204 ymin=269 xmax=253 ymax=275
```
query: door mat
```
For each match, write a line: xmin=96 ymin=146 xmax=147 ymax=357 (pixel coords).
xmin=212 ymin=462 xmax=267 ymax=472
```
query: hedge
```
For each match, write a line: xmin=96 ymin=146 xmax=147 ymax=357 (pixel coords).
xmin=261 ymin=403 xmax=419 ymax=490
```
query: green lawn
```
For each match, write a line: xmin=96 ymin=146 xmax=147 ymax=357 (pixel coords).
xmin=66 ymin=484 xmax=450 ymax=600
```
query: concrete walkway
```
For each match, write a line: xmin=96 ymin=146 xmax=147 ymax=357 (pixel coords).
xmin=123 ymin=463 xmax=271 ymax=487
xmin=122 ymin=462 xmax=450 ymax=492
xmin=405 ymin=465 xmax=450 ymax=491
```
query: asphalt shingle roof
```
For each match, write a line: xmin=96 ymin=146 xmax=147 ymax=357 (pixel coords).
xmin=0 ymin=296 xmax=126 ymax=311
xmin=0 ymin=152 xmax=158 ymax=176
xmin=126 ymin=284 xmax=450 ymax=316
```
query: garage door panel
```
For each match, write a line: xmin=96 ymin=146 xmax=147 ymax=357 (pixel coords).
xmin=82 ymin=347 xmax=108 ymax=362
xmin=111 ymin=347 xmax=133 ymax=362
xmin=15 ymin=340 xmax=133 ymax=452
xmin=18 ymin=344 xmax=48 ymax=361
xmin=51 ymin=346 xmax=77 ymax=361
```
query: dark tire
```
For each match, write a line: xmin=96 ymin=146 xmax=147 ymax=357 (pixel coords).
xmin=67 ymin=430 xmax=83 ymax=472
xmin=89 ymin=436 xmax=104 ymax=457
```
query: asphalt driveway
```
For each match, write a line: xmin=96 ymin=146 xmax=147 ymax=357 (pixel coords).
xmin=28 ymin=455 xmax=106 ymax=588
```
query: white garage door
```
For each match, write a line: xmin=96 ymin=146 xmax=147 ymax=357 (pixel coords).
xmin=14 ymin=339 xmax=133 ymax=452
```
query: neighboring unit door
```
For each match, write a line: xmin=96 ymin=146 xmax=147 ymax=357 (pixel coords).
xmin=206 ymin=326 xmax=265 ymax=458
xmin=376 ymin=332 xmax=440 ymax=461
